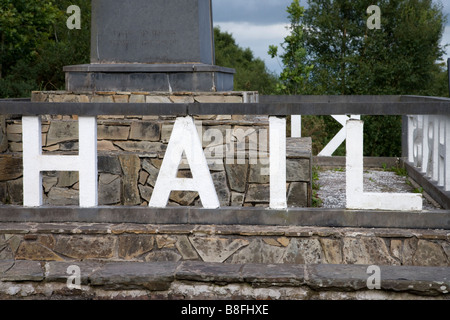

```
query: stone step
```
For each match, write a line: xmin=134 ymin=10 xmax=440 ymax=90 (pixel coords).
xmin=0 ymin=260 xmax=448 ymax=299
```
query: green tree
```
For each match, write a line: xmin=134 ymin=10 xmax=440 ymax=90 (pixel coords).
xmin=273 ymin=0 xmax=447 ymax=156
xmin=268 ymin=0 xmax=314 ymax=95
xmin=214 ymin=27 xmax=277 ymax=94
xmin=0 ymin=0 xmax=90 ymax=98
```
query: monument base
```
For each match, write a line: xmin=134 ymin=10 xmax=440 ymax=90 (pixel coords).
xmin=64 ymin=64 xmax=236 ymax=92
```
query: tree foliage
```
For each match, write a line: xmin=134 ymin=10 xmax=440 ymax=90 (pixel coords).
xmin=0 ymin=4 xmax=276 ymax=98
xmin=214 ymin=27 xmax=277 ymax=94
xmin=272 ymin=0 xmax=448 ymax=156
xmin=268 ymin=0 xmax=314 ymax=94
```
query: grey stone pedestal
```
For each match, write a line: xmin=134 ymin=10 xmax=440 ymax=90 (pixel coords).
xmin=64 ymin=64 xmax=235 ymax=92
xmin=64 ymin=0 xmax=235 ymax=92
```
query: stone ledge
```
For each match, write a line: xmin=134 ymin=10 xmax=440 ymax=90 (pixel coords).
xmin=0 ymin=206 xmax=448 ymax=230
xmin=0 ymin=261 xmax=448 ymax=299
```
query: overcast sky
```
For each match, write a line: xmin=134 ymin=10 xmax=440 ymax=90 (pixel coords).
xmin=212 ymin=0 xmax=450 ymax=75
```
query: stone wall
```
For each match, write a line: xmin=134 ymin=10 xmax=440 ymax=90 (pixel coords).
xmin=1 ymin=222 xmax=448 ymax=266
xmin=1 ymin=260 xmax=448 ymax=300
xmin=0 ymin=91 xmax=312 ymax=207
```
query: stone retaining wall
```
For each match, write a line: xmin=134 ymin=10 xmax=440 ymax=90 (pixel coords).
xmin=0 ymin=260 xmax=448 ymax=300
xmin=0 ymin=91 xmax=312 ymax=207
xmin=1 ymin=222 xmax=448 ymax=267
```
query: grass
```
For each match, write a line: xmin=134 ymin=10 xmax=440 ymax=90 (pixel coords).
xmin=382 ymin=163 xmax=408 ymax=177
xmin=312 ymin=166 xmax=323 ymax=207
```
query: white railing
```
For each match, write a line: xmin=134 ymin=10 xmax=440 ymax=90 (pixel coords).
xmin=291 ymin=115 xmax=360 ymax=156
xmin=407 ymin=115 xmax=450 ymax=191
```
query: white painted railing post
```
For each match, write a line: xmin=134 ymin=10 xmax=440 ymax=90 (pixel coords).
xmin=269 ymin=116 xmax=287 ymax=209
xmin=438 ymin=116 xmax=450 ymax=191
xmin=409 ymin=114 xmax=450 ymax=192
xmin=319 ymin=115 xmax=360 ymax=156
xmin=22 ymin=116 xmax=98 ymax=207
xmin=291 ymin=115 xmax=301 ymax=138
xmin=346 ymin=119 xmax=422 ymax=211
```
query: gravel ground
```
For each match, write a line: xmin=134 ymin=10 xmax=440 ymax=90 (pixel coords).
xmin=316 ymin=168 xmax=441 ymax=210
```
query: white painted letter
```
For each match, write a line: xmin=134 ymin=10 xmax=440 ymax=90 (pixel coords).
xmin=346 ymin=119 xmax=422 ymax=211
xmin=22 ymin=116 xmax=98 ymax=207
xmin=66 ymin=5 xmax=81 ymax=30
xmin=149 ymin=116 xmax=220 ymax=209
xmin=270 ymin=117 xmax=287 ymax=209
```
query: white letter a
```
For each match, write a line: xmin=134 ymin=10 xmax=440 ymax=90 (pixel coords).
xmin=149 ymin=116 xmax=220 ymax=209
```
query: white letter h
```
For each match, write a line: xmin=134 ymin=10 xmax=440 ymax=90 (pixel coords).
xmin=22 ymin=116 xmax=98 ymax=207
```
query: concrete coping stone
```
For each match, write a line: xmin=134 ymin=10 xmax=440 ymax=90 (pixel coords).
xmin=0 ymin=206 xmax=448 ymax=230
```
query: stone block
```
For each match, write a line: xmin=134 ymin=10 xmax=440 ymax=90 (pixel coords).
xmin=144 ymin=250 xmax=182 ymax=262
xmin=54 ymin=235 xmax=116 ymax=259
xmin=113 ymin=95 xmax=129 ymax=103
xmin=56 ymin=171 xmax=79 ymax=188
xmin=98 ymin=155 xmax=122 ymax=175
xmin=119 ymin=155 xmax=141 ymax=206
xmin=287 ymin=182 xmax=309 ymax=207
xmin=230 ymin=239 xmax=285 ymax=264
xmin=282 ymin=238 xmax=324 ymax=264
xmin=6 ymin=178 xmax=23 ymax=205
xmin=45 ymin=187 xmax=79 ymax=206
xmin=176 ymin=236 xmax=199 ymax=260
xmin=0 ymin=260 xmax=44 ymax=281
xmin=15 ymin=242 xmax=63 ymax=261
xmin=98 ymin=175 xmax=121 ymax=205
xmin=138 ymin=184 xmax=153 ymax=202
xmin=0 ymin=155 xmax=23 ymax=182
xmin=118 ymin=235 xmax=155 ymax=260
xmin=169 ymin=96 xmax=195 ymax=103
xmin=146 ymin=96 xmax=172 ymax=103
xmin=89 ymin=261 xmax=176 ymax=291
xmin=98 ymin=140 xmax=119 ymax=151
xmin=248 ymin=163 xmax=270 ymax=184
xmin=97 ymin=125 xmax=130 ymax=141
xmin=129 ymin=122 xmax=160 ymax=141
xmin=91 ymin=95 xmax=114 ymax=103
xmin=170 ymin=191 xmax=198 ymax=206
xmin=156 ymin=235 xmax=177 ymax=249
xmin=320 ymin=238 xmax=343 ymax=264
xmin=189 ymin=237 xmax=249 ymax=263
xmin=129 ymin=95 xmax=146 ymax=103
xmin=211 ymin=171 xmax=230 ymax=207
xmin=47 ymin=121 xmax=78 ymax=145
xmin=194 ymin=95 xmax=242 ymax=103
xmin=175 ymin=261 xmax=242 ymax=283
xmin=224 ymin=163 xmax=248 ymax=193
xmin=142 ymin=159 xmax=159 ymax=187
xmin=245 ymin=184 xmax=270 ymax=203
xmin=139 ymin=170 xmax=149 ymax=185
xmin=286 ymin=159 xmax=311 ymax=182
xmin=412 ymin=240 xmax=448 ymax=266
xmin=241 ymin=264 xmax=305 ymax=286
xmin=114 ymin=141 xmax=166 ymax=155
xmin=342 ymin=237 xmax=399 ymax=265
xmin=231 ymin=192 xmax=245 ymax=206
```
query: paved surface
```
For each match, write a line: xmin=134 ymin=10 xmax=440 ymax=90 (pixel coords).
xmin=317 ymin=169 xmax=442 ymax=210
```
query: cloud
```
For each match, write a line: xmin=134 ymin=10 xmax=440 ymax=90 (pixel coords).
xmin=213 ymin=0 xmax=450 ymax=73
xmin=212 ymin=0 xmax=293 ymax=25
xmin=214 ymin=22 xmax=289 ymax=74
